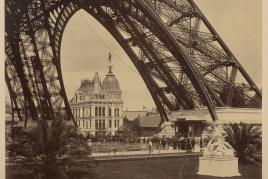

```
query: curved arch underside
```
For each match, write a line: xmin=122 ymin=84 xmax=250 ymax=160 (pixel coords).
xmin=5 ymin=0 xmax=262 ymax=126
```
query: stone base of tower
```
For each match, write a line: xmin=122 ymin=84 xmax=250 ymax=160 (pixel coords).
xmin=197 ymin=155 xmax=240 ymax=177
xmin=157 ymin=121 xmax=175 ymax=137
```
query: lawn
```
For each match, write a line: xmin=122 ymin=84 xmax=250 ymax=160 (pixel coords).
xmin=96 ymin=156 xmax=262 ymax=179
xmin=6 ymin=156 xmax=261 ymax=179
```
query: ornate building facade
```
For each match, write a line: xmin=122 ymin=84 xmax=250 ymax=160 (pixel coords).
xmin=70 ymin=55 xmax=123 ymax=136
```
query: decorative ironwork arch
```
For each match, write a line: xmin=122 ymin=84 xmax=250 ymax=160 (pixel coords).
xmin=5 ymin=0 xmax=262 ymax=127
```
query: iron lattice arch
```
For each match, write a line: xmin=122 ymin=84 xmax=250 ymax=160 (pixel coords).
xmin=5 ymin=0 xmax=262 ymax=126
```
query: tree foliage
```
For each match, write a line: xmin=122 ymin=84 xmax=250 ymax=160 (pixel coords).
xmin=223 ymin=122 xmax=261 ymax=162
xmin=120 ymin=117 xmax=139 ymax=140
xmin=16 ymin=119 xmax=98 ymax=179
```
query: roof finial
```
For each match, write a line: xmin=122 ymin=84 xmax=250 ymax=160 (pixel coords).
xmin=108 ymin=52 xmax=113 ymax=73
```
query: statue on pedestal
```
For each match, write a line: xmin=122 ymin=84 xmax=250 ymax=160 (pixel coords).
xmin=198 ymin=119 xmax=240 ymax=176
xmin=203 ymin=122 xmax=234 ymax=156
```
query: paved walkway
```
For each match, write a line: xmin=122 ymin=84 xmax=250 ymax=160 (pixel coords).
xmin=92 ymin=149 xmax=202 ymax=160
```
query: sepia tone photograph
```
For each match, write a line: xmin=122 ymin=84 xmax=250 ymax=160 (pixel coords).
xmin=3 ymin=0 xmax=264 ymax=179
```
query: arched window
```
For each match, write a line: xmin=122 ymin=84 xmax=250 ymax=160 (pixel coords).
xmin=95 ymin=107 xmax=98 ymax=116
xmin=118 ymin=109 xmax=120 ymax=116
xmin=102 ymin=107 xmax=105 ymax=116
xmin=114 ymin=108 xmax=117 ymax=117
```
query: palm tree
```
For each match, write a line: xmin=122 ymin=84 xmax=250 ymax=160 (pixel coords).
xmin=19 ymin=119 xmax=98 ymax=179
xmin=223 ymin=122 xmax=261 ymax=162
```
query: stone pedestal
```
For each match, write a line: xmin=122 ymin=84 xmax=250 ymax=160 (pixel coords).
xmin=198 ymin=155 xmax=240 ymax=177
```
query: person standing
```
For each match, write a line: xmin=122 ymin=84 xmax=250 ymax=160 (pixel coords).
xmin=191 ymin=138 xmax=196 ymax=151
xmin=148 ymin=139 xmax=153 ymax=154
xmin=159 ymin=138 xmax=163 ymax=150
xmin=162 ymin=137 xmax=166 ymax=150
xmin=200 ymin=137 xmax=203 ymax=150
xmin=172 ymin=137 xmax=177 ymax=150
xmin=181 ymin=138 xmax=185 ymax=150
xmin=176 ymin=137 xmax=181 ymax=150
xmin=186 ymin=138 xmax=191 ymax=151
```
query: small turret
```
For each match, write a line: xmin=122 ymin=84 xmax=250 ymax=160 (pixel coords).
xmin=93 ymin=72 xmax=102 ymax=94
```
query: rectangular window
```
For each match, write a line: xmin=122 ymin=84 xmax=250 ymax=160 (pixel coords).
xmin=95 ymin=120 xmax=98 ymax=129
xmin=114 ymin=120 xmax=116 ymax=128
xmin=109 ymin=120 xmax=112 ymax=128
xmin=109 ymin=108 xmax=112 ymax=117
xmin=95 ymin=107 xmax=98 ymax=116
xmin=82 ymin=108 xmax=84 ymax=118
xmin=103 ymin=120 xmax=105 ymax=129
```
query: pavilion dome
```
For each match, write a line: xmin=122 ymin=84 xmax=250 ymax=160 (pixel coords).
xmin=102 ymin=68 xmax=120 ymax=91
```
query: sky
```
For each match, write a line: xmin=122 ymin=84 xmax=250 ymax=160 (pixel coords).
xmin=61 ymin=0 xmax=262 ymax=111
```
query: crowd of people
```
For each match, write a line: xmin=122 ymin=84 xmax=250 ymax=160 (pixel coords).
xmin=84 ymin=133 xmax=211 ymax=154
xmin=145 ymin=135 xmax=210 ymax=152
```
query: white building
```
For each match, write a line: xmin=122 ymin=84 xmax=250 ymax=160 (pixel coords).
xmin=70 ymin=56 xmax=123 ymax=137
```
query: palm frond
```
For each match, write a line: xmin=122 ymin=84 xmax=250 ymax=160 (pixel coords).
xmin=16 ymin=118 xmax=98 ymax=179
xmin=224 ymin=122 xmax=262 ymax=162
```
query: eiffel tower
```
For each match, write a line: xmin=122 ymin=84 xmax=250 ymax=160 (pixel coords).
xmin=5 ymin=0 xmax=261 ymax=127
